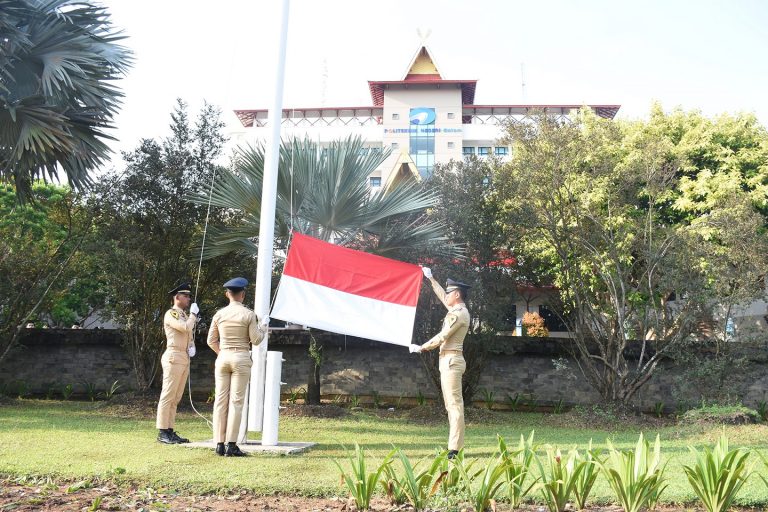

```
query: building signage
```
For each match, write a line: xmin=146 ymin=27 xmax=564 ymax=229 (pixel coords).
xmin=384 ymin=127 xmax=462 ymax=134
xmin=409 ymin=107 xmax=436 ymax=125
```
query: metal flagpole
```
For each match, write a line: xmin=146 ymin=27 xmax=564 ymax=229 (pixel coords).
xmin=240 ymin=0 xmax=290 ymax=445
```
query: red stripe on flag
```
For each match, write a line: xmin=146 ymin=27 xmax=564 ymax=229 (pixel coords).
xmin=283 ymin=233 xmax=422 ymax=307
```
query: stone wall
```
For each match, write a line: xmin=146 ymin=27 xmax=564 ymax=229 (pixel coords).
xmin=3 ymin=328 xmax=768 ymax=411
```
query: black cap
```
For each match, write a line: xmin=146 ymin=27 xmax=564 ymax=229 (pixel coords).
xmin=445 ymin=278 xmax=471 ymax=293
xmin=168 ymin=282 xmax=192 ymax=296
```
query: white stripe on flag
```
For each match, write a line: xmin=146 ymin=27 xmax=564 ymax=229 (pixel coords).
xmin=271 ymin=275 xmax=415 ymax=346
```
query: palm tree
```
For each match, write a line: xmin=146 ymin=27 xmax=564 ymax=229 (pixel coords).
xmin=194 ymin=136 xmax=461 ymax=259
xmin=193 ymin=135 xmax=461 ymax=404
xmin=0 ymin=0 xmax=132 ymax=201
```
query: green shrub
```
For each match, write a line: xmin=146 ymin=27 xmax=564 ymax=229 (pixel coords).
xmin=681 ymin=404 xmax=759 ymax=425
xmin=479 ymin=388 xmax=495 ymax=410
xmin=498 ymin=431 xmax=538 ymax=508
xmin=574 ymin=440 xmax=603 ymax=510
xmin=534 ymin=446 xmax=586 ymax=512
xmin=506 ymin=392 xmax=522 ymax=412
xmin=334 ymin=444 xmax=391 ymax=511
xmin=757 ymin=400 xmax=768 ymax=422
xmin=455 ymin=452 xmax=509 ymax=512
xmin=104 ymin=380 xmax=122 ymax=400
xmin=382 ymin=449 xmax=447 ymax=511
xmin=683 ymin=434 xmax=753 ymax=512
xmin=598 ymin=433 xmax=667 ymax=512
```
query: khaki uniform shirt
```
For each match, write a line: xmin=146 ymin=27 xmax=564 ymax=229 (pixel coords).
xmin=421 ymin=277 xmax=470 ymax=353
xmin=163 ymin=306 xmax=196 ymax=352
xmin=206 ymin=301 xmax=264 ymax=351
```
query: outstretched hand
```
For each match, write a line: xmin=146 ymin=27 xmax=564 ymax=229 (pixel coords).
xmin=421 ymin=267 xmax=432 ymax=279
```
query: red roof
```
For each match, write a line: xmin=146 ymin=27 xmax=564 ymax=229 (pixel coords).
xmin=368 ymin=79 xmax=477 ymax=107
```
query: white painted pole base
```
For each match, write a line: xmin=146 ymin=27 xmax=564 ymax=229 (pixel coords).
xmin=246 ymin=339 xmax=268 ymax=432
xmin=261 ymin=351 xmax=283 ymax=446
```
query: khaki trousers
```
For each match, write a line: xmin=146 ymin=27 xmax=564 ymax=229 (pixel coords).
xmin=439 ymin=353 xmax=466 ymax=451
xmin=213 ymin=350 xmax=253 ymax=443
xmin=156 ymin=350 xmax=190 ymax=429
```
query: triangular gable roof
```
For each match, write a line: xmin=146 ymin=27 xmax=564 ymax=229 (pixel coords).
xmin=402 ymin=45 xmax=442 ymax=80
xmin=384 ymin=152 xmax=421 ymax=192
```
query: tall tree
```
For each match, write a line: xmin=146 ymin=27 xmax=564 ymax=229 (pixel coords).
xmin=413 ymin=156 xmax=518 ymax=403
xmin=89 ymin=100 xmax=248 ymax=391
xmin=0 ymin=0 xmax=132 ymax=202
xmin=0 ymin=182 xmax=91 ymax=363
xmin=496 ymin=109 xmax=768 ymax=406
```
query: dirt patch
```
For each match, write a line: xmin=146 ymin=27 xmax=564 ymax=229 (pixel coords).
xmin=543 ymin=404 xmax=674 ymax=430
xmin=94 ymin=391 xmax=214 ymax=419
xmin=0 ymin=480 xmax=759 ymax=511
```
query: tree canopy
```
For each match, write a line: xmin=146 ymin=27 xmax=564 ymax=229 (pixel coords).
xmin=0 ymin=0 xmax=132 ymax=201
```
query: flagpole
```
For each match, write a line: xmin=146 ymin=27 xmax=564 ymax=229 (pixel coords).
xmin=243 ymin=0 xmax=290 ymax=442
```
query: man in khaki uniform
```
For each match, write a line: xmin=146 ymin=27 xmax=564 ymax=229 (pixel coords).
xmin=156 ymin=282 xmax=199 ymax=444
xmin=410 ymin=268 xmax=470 ymax=459
xmin=207 ymin=277 xmax=268 ymax=457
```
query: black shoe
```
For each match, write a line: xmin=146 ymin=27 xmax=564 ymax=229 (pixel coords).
xmin=447 ymin=450 xmax=459 ymax=460
xmin=157 ymin=429 xmax=175 ymax=444
xmin=215 ymin=443 xmax=225 ymax=456
xmin=225 ymin=444 xmax=247 ymax=457
xmin=169 ymin=430 xmax=189 ymax=444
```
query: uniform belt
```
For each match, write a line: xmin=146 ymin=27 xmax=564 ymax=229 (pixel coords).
xmin=440 ymin=349 xmax=463 ymax=356
xmin=221 ymin=347 xmax=250 ymax=352
xmin=166 ymin=347 xmax=188 ymax=352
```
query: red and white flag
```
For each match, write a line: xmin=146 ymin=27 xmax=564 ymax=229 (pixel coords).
xmin=270 ymin=233 xmax=423 ymax=346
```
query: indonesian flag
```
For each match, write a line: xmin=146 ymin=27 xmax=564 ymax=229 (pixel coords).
xmin=270 ymin=233 xmax=423 ymax=346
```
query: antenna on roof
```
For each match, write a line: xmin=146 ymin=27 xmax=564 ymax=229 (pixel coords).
xmin=320 ymin=58 xmax=328 ymax=106
xmin=521 ymin=62 xmax=527 ymax=102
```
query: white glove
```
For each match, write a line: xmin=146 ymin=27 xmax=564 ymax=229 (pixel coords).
xmin=187 ymin=345 xmax=196 ymax=357
xmin=190 ymin=303 xmax=200 ymax=315
xmin=259 ymin=316 xmax=270 ymax=331
xmin=409 ymin=344 xmax=423 ymax=353
xmin=421 ymin=267 xmax=432 ymax=279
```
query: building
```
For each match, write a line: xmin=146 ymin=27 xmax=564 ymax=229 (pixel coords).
xmin=231 ymin=45 xmax=620 ymax=192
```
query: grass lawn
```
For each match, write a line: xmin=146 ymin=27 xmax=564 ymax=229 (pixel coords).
xmin=2 ymin=399 xmax=768 ymax=506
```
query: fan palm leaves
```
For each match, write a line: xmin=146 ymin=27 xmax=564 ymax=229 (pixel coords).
xmin=0 ymin=0 xmax=132 ymax=201
xmin=191 ymin=136 xmax=461 ymax=259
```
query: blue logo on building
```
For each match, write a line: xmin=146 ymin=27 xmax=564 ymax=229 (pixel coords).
xmin=409 ymin=107 xmax=436 ymax=125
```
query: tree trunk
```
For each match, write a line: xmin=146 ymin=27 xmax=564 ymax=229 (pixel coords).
xmin=306 ymin=361 xmax=321 ymax=405
xmin=305 ymin=335 xmax=323 ymax=405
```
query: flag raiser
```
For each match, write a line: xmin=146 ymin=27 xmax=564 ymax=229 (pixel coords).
xmin=270 ymin=233 xmax=423 ymax=346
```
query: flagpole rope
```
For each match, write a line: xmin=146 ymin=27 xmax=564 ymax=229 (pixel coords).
xmin=186 ymin=165 xmax=219 ymax=430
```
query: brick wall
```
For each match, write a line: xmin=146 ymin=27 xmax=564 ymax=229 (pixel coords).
xmin=2 ymin=329 xmax=768 ymax=410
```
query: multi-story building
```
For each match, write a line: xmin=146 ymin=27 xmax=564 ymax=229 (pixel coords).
xmin=230 ymin=45 xmax=768 ymax=340
xmin=231 ymin=45 xmax=620 ymax=192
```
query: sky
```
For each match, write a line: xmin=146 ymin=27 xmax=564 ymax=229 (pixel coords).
xmin=100 ymin=0 xmax=768 ymax=167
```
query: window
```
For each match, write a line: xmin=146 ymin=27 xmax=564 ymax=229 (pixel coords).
xmin=447 ymin=112 xmax=455 ymax=120
xmin=462 ymin=146 xmax=475 ymax=156
xmin=539 ymin=305 xmax=567 ymax=332
xmin=359 ymin=147 xmax=369 ymax=156
xmin=369 ymin=177 xmax=381 ymax=188
xmin=392 ymin=113 xmax=400 ymax=120
xmin=409 ymin=107 xmax=436 ymax=178
xmin=494 ymin=146 xmax=509 ymax=156
xmin=447 ymin=141 xmax=455 ymax=149
xmin=391 ymin=142 xmax=399 ymax=149
xmin=478 ymin=147 xmax=491 ymax=156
